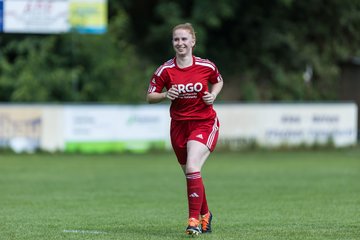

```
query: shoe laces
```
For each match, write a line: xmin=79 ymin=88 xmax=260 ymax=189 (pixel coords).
xmin=201 ymin=212 xmax=210 ymax=228
xmin=188 ymin=218 xmax=200 ymax=227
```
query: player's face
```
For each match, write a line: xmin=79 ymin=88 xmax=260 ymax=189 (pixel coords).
xmin=172 ymin=29 xmax=195 ymax=57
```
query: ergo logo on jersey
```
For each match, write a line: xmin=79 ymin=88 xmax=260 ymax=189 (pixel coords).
xmin=176 ymin=83 xmax=203 ymax=93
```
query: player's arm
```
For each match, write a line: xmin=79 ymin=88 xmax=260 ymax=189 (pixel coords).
xmin=146 ymin=74 xmax=167 ymax=104
xmin=203 ymin=80 xmax=223 ymax=105
xmin=210 ymin=80 xmax=223 ymax=99
xmin=147 ymin=92 xmax=167 ymax=104
xmin=147 ymin=85 xmax=179 ymax=104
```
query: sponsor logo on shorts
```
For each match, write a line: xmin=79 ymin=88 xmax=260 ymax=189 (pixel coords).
xmin=196 ymin=134 xmax=204 ymax=139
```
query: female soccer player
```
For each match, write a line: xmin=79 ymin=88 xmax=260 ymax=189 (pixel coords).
xmin=146 ymin=23 xmax=223 ymax=236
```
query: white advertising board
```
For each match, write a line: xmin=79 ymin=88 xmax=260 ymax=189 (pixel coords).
xmin=2 ymin=0 xmax=107 ymax=34
xmin=63 ymin=105 xmax=170 ymax=152
xmin=217 ymin=103 xmax=358 ymax=147
xmin=4 ymin=0 xmax=69 ymax=33
xmin=0 ymin=103 xmax=357 ymax=153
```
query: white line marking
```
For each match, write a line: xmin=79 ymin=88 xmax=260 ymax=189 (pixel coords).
xmin=63 ymin=229 xmax=107 ymax=234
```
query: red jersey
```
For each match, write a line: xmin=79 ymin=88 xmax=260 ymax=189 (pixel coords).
xmin=148 ymin=56 xmax=223 ymax=120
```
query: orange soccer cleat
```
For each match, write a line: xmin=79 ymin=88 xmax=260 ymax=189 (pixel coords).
xmin=200 ymin=211 xmax=213 ymax=233
xmin=185 ymin=217 xmax=201 ymax=236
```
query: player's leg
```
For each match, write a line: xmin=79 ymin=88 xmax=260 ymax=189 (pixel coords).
xmin=186 ymin=117 xmax=219 ymax=234
xmin=181 ymin=159 xmax=211 ymax=234
xmin=174 ymin=118 xmax=219 ymax=235
xmin=184 ymin=140 xmax=210 ymax=235
xmin=180 ymin=151 xmax=208 ymax=220
xmin=170 ymin=120 xmax=201 ymax=235
xmin=185 ymin=140 xmax=210 ymax=173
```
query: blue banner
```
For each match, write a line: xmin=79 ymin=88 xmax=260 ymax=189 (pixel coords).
xmin=0 ymin=0 xmax=3 ymax=32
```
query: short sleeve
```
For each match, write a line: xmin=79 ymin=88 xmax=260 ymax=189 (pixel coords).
xmin=209 ymin=65 xmax=223 ymax=84
xmin=147 ymin=70 xmax=166 ymax=94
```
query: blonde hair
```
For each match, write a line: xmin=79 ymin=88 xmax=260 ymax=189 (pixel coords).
xmin=172 ymin=23 xmax=196 ymax=40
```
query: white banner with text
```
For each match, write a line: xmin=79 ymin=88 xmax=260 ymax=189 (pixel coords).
xmin=0 ymin=103 xmax=357 ymax=153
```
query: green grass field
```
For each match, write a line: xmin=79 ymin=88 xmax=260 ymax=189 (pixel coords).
xmin=1 ymin=148 xmax=359 ymax=240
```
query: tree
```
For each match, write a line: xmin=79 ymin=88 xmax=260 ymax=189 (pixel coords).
xmin=0 ymin=3 xmax=150 ymax=103
xmin=1 ymin=0 xmax=359 ymax=103
xmin=126 ymin=0 xmax=360 ymax=101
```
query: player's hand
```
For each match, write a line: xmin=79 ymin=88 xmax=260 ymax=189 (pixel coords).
xmin=202 ymin=91 xmax=216 ymax=105
xmin=166 ymin=85 xmax=179 ymax=100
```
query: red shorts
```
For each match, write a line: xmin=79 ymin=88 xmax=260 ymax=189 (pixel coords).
xmin=170 ymin=117 xmax=220 ymax=165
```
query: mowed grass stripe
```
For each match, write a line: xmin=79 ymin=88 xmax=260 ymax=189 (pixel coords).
xmin=0 ymin=148 xmax=359 ymax=240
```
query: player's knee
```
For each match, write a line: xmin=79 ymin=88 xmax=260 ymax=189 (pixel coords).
xmin=185 ymin=165 xmax=201 ymax=174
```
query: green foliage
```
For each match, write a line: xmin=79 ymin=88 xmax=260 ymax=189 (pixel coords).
xmin=0 ymin=0 xmax=360 ymax=102
xmin=204 ymin=0 xmax=360 ymax=101
xmin=0 ymin=6 xmax=150 ymax=103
